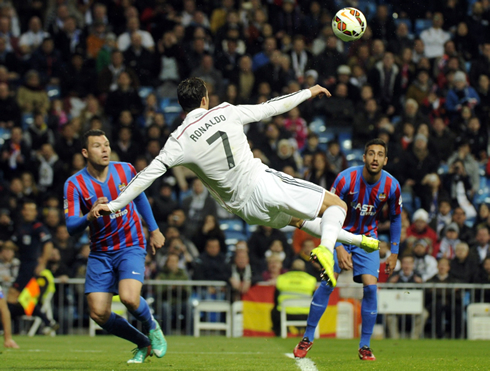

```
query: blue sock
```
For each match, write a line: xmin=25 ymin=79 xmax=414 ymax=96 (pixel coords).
xmin=101 ymin=312 xmax=150 ymax=348
xmin=304 ymin=281 xmax=334 ymax=341
xmin=128 ymin=297 xmax=156 ymax=333
xmin=360 ymin=285 xmax=377 ymax=348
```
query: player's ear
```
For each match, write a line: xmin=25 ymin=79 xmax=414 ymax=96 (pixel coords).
xmin=81 ymin=148 xmax=88 ymax=159
xmin=384 ymin=156 xmax=388 ymax=165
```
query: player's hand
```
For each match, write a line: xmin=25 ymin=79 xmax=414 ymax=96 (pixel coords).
xmin=309 ymin=84 xmax=332 ymax=99
xmin=385 ymin=253 xmax=398 ymax=276
xmin=336 ymin=245 xmax=353 ymax=271
xmin=4 ymin=338 xmax=19 ymax=348
xmin=91 ymin=203 xmax=112 ymax=220
xmin=149 ymin=229 xmax=165 ymax=255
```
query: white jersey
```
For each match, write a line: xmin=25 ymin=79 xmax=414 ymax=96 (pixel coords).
xmin=108 ymin=89 xmax=312 ymax=213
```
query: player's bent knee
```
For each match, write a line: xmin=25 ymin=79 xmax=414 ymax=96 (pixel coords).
xmin=90 ymin=309 xmax=111 ymax=325
xmin=119 ymin=295 xmax=139 ymax=311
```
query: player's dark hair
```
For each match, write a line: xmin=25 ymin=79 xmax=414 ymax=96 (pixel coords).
xmin=82 ymin=129 xmax=107 ymax=149
xmin=177 ymin=77 xmax=207 ymax=113
xmin=364 ymin=138 xmax=388 ymax=156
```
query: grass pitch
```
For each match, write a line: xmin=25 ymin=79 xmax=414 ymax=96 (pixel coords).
xmin=1 ymin=336 xmax=489 ymax=371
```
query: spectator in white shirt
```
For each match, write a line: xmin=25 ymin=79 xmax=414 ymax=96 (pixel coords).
xmin=420 ymin=12 xmax=451 ymax=59
xmin=412 ymin=239 xmax=438 ymax=282
xmin=117 ymin=17 xmax=154 ymax=52
xmin=19 ymin=16 xmax=49 ymax=57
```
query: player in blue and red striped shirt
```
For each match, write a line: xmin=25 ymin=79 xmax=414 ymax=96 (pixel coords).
xmin=294 ymin=138 xmax=402 ymax=361
xmin=64 ymin=130 xmax=166 ymax=364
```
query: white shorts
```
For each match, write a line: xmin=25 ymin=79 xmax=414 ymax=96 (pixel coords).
xmin=236 ymin=169 xmax=325 ymax=229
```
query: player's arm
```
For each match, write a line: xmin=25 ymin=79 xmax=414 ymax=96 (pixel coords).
xmin=385 ymin=181 xmax=403 ymax=275
xmin=36 ymin=240 xmax=53 ymax=276
xmin=64 ymin=180 xmax=91 ymax=235
xmin=129 ymin=165 xmax=165 ymax=254
xmin=235 ymin=85 xmax=330 ymax=125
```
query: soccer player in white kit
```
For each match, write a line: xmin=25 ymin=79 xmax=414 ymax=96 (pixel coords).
xmin=94 ymin=77 xmax=378 ymax=287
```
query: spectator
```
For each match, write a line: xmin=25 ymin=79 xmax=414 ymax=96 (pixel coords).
xmin=453 ymin=21 xmax=479 ymax=62
xmin=470 ymin=225 xmax=490 ymax=264
xmin=407 ymin=209 xmax=439 ymax=254
xmin=16 ymin=70 xmax=50 ymax=114
xmin=0 ymin=83 xmax=21 ymax=127
xmin=55 ymin=123 xmax=82 ymax=169
xmin=303 ymin=152 xmax=336 ymax=191
xmin=261 ymin=252 xmax=287 ymax=285
xmin=425 ymin=258 xmax=463 ymax=338
xmin=192 ymin=214 xmax=226 ymax=254
xmin=123 ymin=33 xmax=155 ymax=88
xmin=95 ymin=32 xmax=117 ymax=73
xmin=435 ymin=223 xmax=461 ymax=259
xmin=0 ymin=127 xmax=31 ymax=179
xmin=270 ymin=259 xmax=316 ymax=337
xmin=469 ymin=43 xmax=490 ymax=88
xmin=0 ymin=209 xmax=14 ymax=243
xmin=229 ymin=247 xmax=255 ymax=302
xmin=60 ymin=53 xmax=96 ymax=98
xmin=46 ymin=247 xmax=71 ymax=283
xmin=447 ymin=141 xmax=480 ymax=198
xmin=378 ymin=240 xmax=401 ymax=283
xmin=29 ymin=37 xmax=64 ymax=86
xmin=215 ymin=38 xmax=242 ymax=84
xmin=314 ymin=35 xmax=346 ymax=82
xmin=34 ymin=143 xmax=65 ymax=195
xmin=182 ymin=178 xmax=218 ymax=239
xmin=53 ymin=16 xmax=85 ymax=62
xmin=105 ymin=71 xmax=143 ymax=122
xmin=190 ymin=53 xmax=224 ymax=97
xmin=412 ymin=239 xmax=438 ymax=282
xmin=429 ymin=117 xmax=455 ymax=163
xmin=461 ymin=116 xmax=488 ymax=162
xmin=325 ymin=140 xmax=348 ymax=174
xmin=18 ymin=16 xmax=49 ymax=58
xmin=86 ymin=21 xmax=107 ymax=60
xmin=97 ymin=50 xmax=139 ymax=95
xmin=117 ymin=16 xmax=154 ymax=52
xmin=24 ymin=111 xmax=56 ymax=154
xmin=294 ymin=238 xmax=321 ymax=281
xmin=193 ymin=238 xmax=230 ymax=281
xmin=429 ymin=199 xmax=453 ymax=239
xmin=352 ymin=98 xmax=382 ymax=148
xmin=406 ymin=69 xmax=432 ymax=106
xmin=370 ymin=5 xmax=396 ymax=43
xmin=474 ymin=257 xmax=490 ymax=301
xmin=0 ymin=240 xmax=20 ymax=292
xmin=446 ymin=71 xmax=480 ymax=122
xmin=0 ymin=15 xmax=17 ymax=53
xmin=113 ymin=127 xmax=138 ymax=164
xmin=368 ymin=51 xmax=402 ymax=115
xmin=451 ymin=242 xmax=479 ymax=282
xmin=0 ymin=36 xmax=19 ymax=77
xmin=388 ymin=22 xmax=414 ymax=56
xmin=419 ymin=12 xmax=451 ymax=60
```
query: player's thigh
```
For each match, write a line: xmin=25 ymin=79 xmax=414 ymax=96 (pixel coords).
xmin=118 ymin=279 xmax=143 ymax=308
xmin=351 ymin=246 xmax=380 ymax=284
xmin=114 ymin=247 xmax=146 ymax=285
xmin=239 ymin=169 xmax=326 ymax=226
xmin=319 ymin=189 xmax=347 ymax=215
xmin=85 ymin=252 xmax=118 ymax=295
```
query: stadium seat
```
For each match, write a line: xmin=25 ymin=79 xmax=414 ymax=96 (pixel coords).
xmin=220 ymin=219 xmax=245 ymax=234
xmin=467 ymin=303 xmax=490 ymax=340
xmin=336 ymin=301 xmax=355 ymax=339
xmin=21 ymin=113 xmax=34 ymax=129
xmin=401 ymin=192 xmax=414 ymax=215
xmin=280 ymin=297 xmax=319 ymax=339
xmin=394 ymin=19 xmax=413 ymax=34
xmin=20 ymin=291 xmax=55 ymax=337
xmin=338 ymin=131 xmax=353 ymax=152
xmin=356 ymin=0 xmax=376 ymax=19
xmin=232 ymin=301 xmax=243 ymax=338
xmin=309 ymin=117 xmax=326 ymax=134
xmin=318 ymin=131 xmax=335 ymax=147
xmin=193 ymin=300 xmax=231 ymax=337
xmin=89 ymin=296 xmax=128 ymax=336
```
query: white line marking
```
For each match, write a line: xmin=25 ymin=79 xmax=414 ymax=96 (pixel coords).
xmin=285 ymin=353 xmax=319 ymax=371
xmin=172 ymin=351 xmax=265 ymax=355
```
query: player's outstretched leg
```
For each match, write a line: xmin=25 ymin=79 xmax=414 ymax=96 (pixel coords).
xmin=294 ymin=281 xmax=334 ymax=358
xmin=310 ymin=247 xmax=336 ymax=286
xmin=300 ymin=219 xmax=379 ymax=253
xmin=128 ymin=297 xmax=167 ymax=358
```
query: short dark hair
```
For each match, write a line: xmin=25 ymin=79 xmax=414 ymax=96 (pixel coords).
xmin=177 ymin=77 xmax=207 ymax=113
xmin=82 ymin=129 xmax=106 ymax=149
xmin=364 ymin=138 xmax=388 ymax=156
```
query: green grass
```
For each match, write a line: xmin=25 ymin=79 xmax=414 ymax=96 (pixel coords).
xmin=1 ymin=336 xmax=489 ymax=371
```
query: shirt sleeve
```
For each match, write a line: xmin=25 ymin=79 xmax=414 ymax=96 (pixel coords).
xmin=388 ymin=179 xmax=403 ymax=253
xmin=234 ymin=89 xmax=312 ymax=125
xmin=128 ymin=164 xmax=159 ymax=232
xmin=64 ymin=180 xmax=90 ymax=235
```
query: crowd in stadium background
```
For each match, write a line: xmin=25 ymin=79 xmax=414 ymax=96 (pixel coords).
xmin=1 ymin=0 xmax=490 ymax=334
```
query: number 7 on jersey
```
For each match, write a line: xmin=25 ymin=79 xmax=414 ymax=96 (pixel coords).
xmin=206 ymin=130 xmax=235 ymax=169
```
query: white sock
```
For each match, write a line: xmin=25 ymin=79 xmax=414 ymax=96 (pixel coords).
xmin=301 ymin=219 xmax=362 ymax=247
xmin=301 ymin=219 xmax=321 ymax=238
xmin=338 ymin=229 xmax=362 ymax=246
xmin=320 ymin=205 xmax=347 ymax=253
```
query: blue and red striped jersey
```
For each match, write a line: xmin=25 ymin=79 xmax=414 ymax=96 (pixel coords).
xmin=63 ymin=162 xmax=146 ymax=252
xmin=330 ymin=166 xmax=402 ymax=237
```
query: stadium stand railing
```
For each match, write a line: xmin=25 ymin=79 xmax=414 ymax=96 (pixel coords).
xmin=28 ymin=279 xmax=490 ymax=340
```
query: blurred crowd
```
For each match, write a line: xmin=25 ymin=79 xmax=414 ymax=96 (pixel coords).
xmin=1 ymin=0 xmax=490 ymax=320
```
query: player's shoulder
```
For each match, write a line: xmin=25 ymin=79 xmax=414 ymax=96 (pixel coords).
xmin=382 ymin=170 xmax=401 ymax=186
xmin=110 ymin=161 xmax=133 ymax=171
xmin=65 ymin=168 xmax=86 ymax=186
xmin=339 ymin=165 xmax=363 ymax=179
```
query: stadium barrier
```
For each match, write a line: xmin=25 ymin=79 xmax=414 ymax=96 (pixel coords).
xmin=26 ymin=279 xmax=490 ymax=340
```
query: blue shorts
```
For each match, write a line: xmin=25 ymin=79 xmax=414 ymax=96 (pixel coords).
xmin=334 ymin=244 xmax=380 ymax=283
xmin=85 ymin=247 xmax=147 ymax=295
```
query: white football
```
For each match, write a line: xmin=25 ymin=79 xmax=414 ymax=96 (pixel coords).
xmin=332 ymin=8 xmax=367 ymax=42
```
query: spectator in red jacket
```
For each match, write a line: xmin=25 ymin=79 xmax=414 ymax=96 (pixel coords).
xmin=406 ymin=208 xmax=439 ymax=255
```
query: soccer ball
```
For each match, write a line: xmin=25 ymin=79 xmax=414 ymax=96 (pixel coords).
xmin=332 ymin=8 xmax=367 ymax=42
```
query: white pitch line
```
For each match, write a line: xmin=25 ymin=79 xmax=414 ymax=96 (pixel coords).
xmin=285 ymin=353 xmax=319 ymax=371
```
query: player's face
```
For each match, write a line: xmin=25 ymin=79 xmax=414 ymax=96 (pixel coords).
xmin=83 ymin=135 xmax=111 ymax=167
xmin=363 ymin=144 xmax=387 ymax=175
